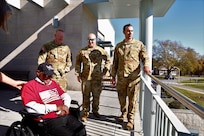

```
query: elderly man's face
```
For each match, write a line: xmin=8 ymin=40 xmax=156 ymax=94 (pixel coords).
xmin=37 ymin=70 xmax=52 ymax=84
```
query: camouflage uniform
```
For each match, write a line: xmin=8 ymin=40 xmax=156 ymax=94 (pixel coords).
xmin=75 ymin=45 xmax=111 ymax=116
xmin=111 ymin=39 xmax=150 ymax=123
xmin=38 ymin=40 xmax=72 ymax=92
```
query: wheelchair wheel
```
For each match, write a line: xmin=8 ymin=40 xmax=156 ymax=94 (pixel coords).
xmin=6 ymin=121 xmax=34 ymax=136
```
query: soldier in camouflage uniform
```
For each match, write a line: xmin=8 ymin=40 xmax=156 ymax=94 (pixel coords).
xmin=38 ymin=29 xmax=72 ymax=92
xmin=111 ymin=24 xmax=151 ymax=130
xmin=75 ymin=33 xmax=111 ymax=122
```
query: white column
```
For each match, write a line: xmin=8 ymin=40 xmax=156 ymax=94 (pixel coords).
xmin=139 ymin=0 xmax=153 ymax=83
xmin=140 ymin=0 xmax=154 ymax=135
xmin=146 ymin=15 xmax=153 ymax=83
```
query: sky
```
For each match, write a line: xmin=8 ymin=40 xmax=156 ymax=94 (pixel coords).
xmin=110 ymin=0 xmax=204 ymax=55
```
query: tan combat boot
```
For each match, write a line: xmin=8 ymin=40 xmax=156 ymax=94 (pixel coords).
xmin=118 ymin=113 xmax=126 ymax=122
xmin=81 ymin=112 xmax=89 ymax=122
xmin=126 ymin=120 xmax=134 ymax=130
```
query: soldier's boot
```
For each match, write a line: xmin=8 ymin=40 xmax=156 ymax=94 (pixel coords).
xmin=93 ymin=111 xmax=100 ymax=118
xmin=118 ymin=113 xmax=126 ymax=122
xmin=81 ymin=112 xmax=89 ymax=122
xmin=126 ymin=119 xmax=134 ymax=130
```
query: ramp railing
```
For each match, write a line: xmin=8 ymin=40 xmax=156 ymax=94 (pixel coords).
xmin=139 ymin=74 xmax=193 ymax=136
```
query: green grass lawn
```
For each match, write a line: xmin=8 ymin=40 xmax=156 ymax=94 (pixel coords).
xmin=180 ymin=78 xmax=204 ymax=83
xmin=183 ymin=83 xmax=204 ymax=90
xmin=180 ymin=78 xmax=204 ymax=90
xmin=171 ymin=86 xmax=204 ymax=107
xmin=154 ymin=75 xmax=204 ymax=107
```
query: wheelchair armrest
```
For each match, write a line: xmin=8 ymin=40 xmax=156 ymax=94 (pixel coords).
xmin=19 ymin=109 xmax=43 ymax=119
xmin=71 ymin=100 xmax=79 ymax=106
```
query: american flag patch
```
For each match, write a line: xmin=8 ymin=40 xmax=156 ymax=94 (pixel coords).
xmin=39 ymin=88 xmax=60 ymax=103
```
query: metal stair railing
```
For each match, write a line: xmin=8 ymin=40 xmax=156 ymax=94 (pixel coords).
xmin=139 ymin=74 xmax=192 ymax=136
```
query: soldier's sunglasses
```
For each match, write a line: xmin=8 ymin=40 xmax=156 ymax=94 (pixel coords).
xmin=88 ymin=38 xmax=95 ymax=41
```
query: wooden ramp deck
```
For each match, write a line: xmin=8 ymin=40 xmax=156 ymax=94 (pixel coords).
xmin=69 ymin=88 xmax=143 ymax=136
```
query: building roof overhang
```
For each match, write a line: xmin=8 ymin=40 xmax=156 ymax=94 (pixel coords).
xmin=84 ymin=0 xmax=175 ymax=19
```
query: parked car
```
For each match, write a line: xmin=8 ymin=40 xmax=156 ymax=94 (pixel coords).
xmin=164 ymin=75 xmax=175 ymax=80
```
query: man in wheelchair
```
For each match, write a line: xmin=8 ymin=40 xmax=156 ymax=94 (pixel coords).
xmin=20 ymin=62 xmax=86 ymax=136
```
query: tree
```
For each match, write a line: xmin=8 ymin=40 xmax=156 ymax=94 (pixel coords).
xmin=179 ymin=48 xmax=199 ymax=75
xmin=153 ymin=40 xmax=201 ymax=75
xmin=196 ymin=55 xmax=204 ymax=76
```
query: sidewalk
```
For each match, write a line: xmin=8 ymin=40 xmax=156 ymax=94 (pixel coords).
xmin=0 ymin=88 xmax=143 ymax=136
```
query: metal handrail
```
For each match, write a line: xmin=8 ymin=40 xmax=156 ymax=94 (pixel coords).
xmin=148 ymin=74 xmax=204 ymax=119
xmin=140 ymin=74 xmax=191 ymax=136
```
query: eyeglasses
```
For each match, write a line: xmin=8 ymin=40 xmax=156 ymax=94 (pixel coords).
xmin=88 ymin=39 xmax=95 ymax=41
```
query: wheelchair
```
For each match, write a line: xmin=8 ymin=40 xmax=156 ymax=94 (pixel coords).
xmin=6 ymin=100 xmax=85 ymax=136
